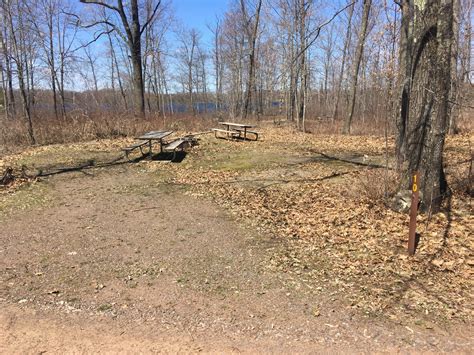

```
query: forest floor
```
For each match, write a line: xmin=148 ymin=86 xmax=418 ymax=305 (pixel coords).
xmin=0 ymin=124 xmax=472 ymax=353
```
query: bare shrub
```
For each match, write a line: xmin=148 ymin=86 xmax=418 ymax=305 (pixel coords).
xmin=447 ymin=162 xmax=473 ymax=197
xmin=353 ymin=168 xmax=400 ymax=204
xmin=0 ymin=111 xmax=225 ymax=152
xmin=303 ymin=115 xmax=391 ymax=136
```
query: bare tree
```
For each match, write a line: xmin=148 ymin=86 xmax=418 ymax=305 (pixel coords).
xmin=240 ymin=0 xmax=262 ymax=119
xmin=0 ymin=10 xmax=16 ymax=118
xmin=209 ymin=17 xmax=224 ymax=114
xmin=3 ymin=0 xmax=37 ymax=143
xmin=28 ymin=0 xmax=78 ymax=120
xmin=296 ymin=0 xmax=311 ymax=131
xmin=176 ymin=28 xmax=201 ymax=115
xmin=220 ymin=7 xmax=246 ymax=117
xmin=343 ymin=0 xmax=372 ymax=134
xmin=332 ymin=1 xmax=354 ymax=121
xmin=105 ymin=23 xmax=128 ymax=110
xmin=460 ymin=0 xmax=472 ymax=84
xmin=79 ymin=0 xmax=163 ymax=116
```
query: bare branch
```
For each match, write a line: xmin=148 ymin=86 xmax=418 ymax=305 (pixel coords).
xmin=71 ymin=28 xmax=115 ymax=53
xmin=295 ymin=0 xmax=358 ymax=64
xmin=140 ymin=0 xmax=162 ymax=35
xmin=79 ymin=0 xmax=120 ymax=14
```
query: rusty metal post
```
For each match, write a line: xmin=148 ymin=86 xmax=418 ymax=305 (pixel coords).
xmin=408 ymin=171 xmax=419 ymax=255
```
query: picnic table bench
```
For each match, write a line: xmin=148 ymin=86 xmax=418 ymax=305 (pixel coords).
xmin=162 ymin=138 xmax=191 ymax=161
xmin=212 ymin=122 xmax=258 ymax=141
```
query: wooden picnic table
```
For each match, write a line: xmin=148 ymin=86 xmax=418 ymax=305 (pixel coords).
xmin=136 ymin=130 xmax=174 ymax=156
xmin=217 ymin=122 xmax=257 ymax=140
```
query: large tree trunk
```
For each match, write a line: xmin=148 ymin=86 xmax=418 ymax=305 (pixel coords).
xmin=342 ymin=0 xmax=372 ymax=134
xmin=398 ymin=0 xmax=454 ymax=213
xmin=241 ymin=0 xmax=262 ymax=119
xmin=131 ymin=43 xmax=145 ymax=116
xmin=130 ymin=0 xmax=145 ymax=116
xmin=395 ymin=0 xmax=414 ymax=166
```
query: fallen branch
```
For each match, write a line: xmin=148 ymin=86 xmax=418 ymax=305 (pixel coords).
xmin=310 ymin=151 xmax=393 ymax=169
xmin=1 ymin=167 xmax=14 ymax=186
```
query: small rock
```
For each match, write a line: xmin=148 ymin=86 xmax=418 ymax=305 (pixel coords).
xmin=432 ymin=259 xmax=444 ymax=268
xmin=390 ymin=190 xmax=424 ymax=213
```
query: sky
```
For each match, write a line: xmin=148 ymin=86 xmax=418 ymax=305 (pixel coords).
xmin=172 ymin=0 xmax=231 ymax=46
xmin=72 ymin=0 xmax=233 ymax=91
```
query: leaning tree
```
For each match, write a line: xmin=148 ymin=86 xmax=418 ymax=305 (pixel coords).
xmin=396 ymin=0 xmax=454 ymax=213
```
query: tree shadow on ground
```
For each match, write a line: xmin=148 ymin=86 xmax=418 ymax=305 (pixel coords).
xmin=377 ymin=194 xmax=454 ymax=317
xmin=4 ymin=150 xmax=188 ymax=182
xmin=150 ymin=151 xmax=187 ymax=163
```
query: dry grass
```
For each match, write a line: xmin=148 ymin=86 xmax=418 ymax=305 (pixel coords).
xmin=355 ymin=168 xmax=400 ymax=203
xmin=0 ymin=111 xmax=220 ymax=153
xmin=1 ymin=108 xmax=472 ymax=159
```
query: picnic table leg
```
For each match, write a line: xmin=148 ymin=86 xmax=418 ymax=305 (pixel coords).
xmin=148 ymin=140 xmax=153 ymax=160
xmin=244 ymin=127 xmax=247 ymax=140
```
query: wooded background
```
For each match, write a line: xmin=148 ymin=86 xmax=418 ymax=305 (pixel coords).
xmin=0 ymin=0 xmax=472 ymax=145
xmin=0 ymin=0 xmax=472 ymax=212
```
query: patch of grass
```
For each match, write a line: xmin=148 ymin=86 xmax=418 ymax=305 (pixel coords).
xmin=97 ymin=303 xmax=113 ymax=312
xmin=208 ymin=150 xmax=294 ymax=172
xmin=16 ymin=147 xmax=118 ymax=169
xmin=0 ymin=182 xmax=53 ymax=217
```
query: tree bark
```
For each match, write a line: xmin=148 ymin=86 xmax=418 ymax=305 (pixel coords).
xmin=461 ymin=0 xmax=472 ymax=83
xmin=241 ymin=0 xmax=262 ymax=119
xmin=129 ymin=0 xmax=145 ymax=116
xmin=448 ymin=0 xmax=460 ymax=134
xmin=343 ymin=0 xmax=371 ymax=134
xmin=399 ymin=0 xmax=454 ymax=213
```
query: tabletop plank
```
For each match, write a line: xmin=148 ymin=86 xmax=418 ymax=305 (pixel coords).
xmin=136 ymin=130 xmax=174 ymax=140
xmin=218 ymin=122 xmax=255 ymax=128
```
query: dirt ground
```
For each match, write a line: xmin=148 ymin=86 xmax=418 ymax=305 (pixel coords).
xmin=0 ymin=127 xmax=472 ymax=353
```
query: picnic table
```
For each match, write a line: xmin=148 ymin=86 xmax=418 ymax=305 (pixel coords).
xmin=212 ymin=122 xmax=258 ymax=141
xmin=136 ymin=130 xmax=174 ymax=154
xmin=122 ymin=130 xmax=199 ymax=161
xmin=122 ymin=130 xmax=173 ymax=160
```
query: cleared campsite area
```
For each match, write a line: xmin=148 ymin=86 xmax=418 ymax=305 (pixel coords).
xmin=0 ymin=124 xmax=472 ymax=352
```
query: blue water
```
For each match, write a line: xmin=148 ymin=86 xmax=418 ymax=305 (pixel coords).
xmin=33 ymin=101 xmax=280 ymax=113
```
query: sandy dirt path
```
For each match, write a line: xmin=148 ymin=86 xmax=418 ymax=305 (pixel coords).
xmin=1 ymin=165 xmax=471 ymax=353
